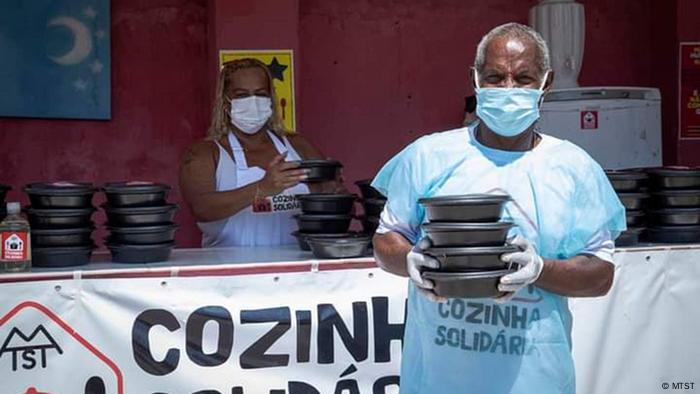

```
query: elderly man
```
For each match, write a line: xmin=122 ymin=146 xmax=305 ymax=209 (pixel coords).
xmin=372 ymin=23 xmax=626 ymax=393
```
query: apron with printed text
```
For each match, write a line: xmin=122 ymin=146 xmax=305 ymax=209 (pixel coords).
xmin=198 ymin=130 xmax=309 ymax=247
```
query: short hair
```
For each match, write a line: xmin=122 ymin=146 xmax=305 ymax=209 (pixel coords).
xmin=474 ymin=23 xmax=551 ymax=78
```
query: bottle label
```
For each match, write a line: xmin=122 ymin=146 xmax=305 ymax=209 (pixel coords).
xmin=1 ymin=231 xmax=29 ymax=261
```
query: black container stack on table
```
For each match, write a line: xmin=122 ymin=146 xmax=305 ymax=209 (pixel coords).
xmin=645 ymin=167 xmax=700 ymax=243
xmin=355 ymin=179 xmax=385 ymax=236
xmin=0 ymin=183 xmax=11 ymax=221
xmin=24 ymin=182 xmax=97 ymax=267
xmin=102 ymin=182 xmax=178 ymax=263
xmin=291 ymin=161 xmax=372 ymax=259
xmin=293 ymin=193 xmax=372 ymax=258
xmin=418 ymin=194 xmax=518 ymax=299
xmin=605 ymin=170 xmax=649 ymax=246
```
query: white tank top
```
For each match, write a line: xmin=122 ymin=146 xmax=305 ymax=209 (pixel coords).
xmin=198 ymin=130 xmax=310 ymax=247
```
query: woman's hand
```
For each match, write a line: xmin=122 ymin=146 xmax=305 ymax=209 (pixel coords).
xmin=258 ymin=153 xmax=308 ymax=196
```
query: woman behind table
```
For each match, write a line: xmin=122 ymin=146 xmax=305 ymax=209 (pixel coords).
xmin=180 ymin=58 xmax=339 ymax=247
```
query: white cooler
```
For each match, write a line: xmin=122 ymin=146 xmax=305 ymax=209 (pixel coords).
xmin=539 ymin=87 xmax=662 ymax=170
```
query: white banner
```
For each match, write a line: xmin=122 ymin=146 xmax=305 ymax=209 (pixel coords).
xmin=0 ymin=262 xmax=407 ymax=394
xmin=2 ymin=247 xmax=699 ymax=394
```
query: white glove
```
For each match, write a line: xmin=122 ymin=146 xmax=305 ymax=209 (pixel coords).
xmin=498 ymin=235 xmax=544 ymax=296
xmin=406 ymin=237 xmax=446 ymax=303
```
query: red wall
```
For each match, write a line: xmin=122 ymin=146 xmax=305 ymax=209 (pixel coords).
xmin=298 ymin=0 xmax=661 ymax=186
xmin=0 ymin=0 xmax=209 ymax=247
xmin=0 ymin=0 xmax=687 ymax=247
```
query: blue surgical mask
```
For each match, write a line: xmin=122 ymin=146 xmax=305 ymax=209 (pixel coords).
xmin=474 ymin=71 xmax=549 ymax=137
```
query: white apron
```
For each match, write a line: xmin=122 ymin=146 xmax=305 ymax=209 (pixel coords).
xmin=198 ymin=130 xmax=309 ymax=247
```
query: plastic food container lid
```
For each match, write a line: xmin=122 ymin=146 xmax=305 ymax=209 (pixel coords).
xmin=25 ymin=182 xmax=96 ymax=195
xmin=617 ymin=192 xmax=650 ymax=198
xmin=294 ymin=214 xmax=352 ymax=220
xmin=646 ymin=167 xmax=700 ymax=176
xmin=605 ymin=170 xmax=648 ymax=180
xmin=651 ymin=189 xmax=700 ymax=196
xmin=423 ymin=268 xmax=514 ymax=281
xmin=106 ymin=241 xmax=175 ymax=250
xmin=425 ymin=245 xmax=519 ymax=256
xmin=422 ymin=222 xmax=515 ymax=231
xmin=294 ymin=159 xmax=343 ymax=168
xmin=102 ymin=203 xmax=178 ymax=214
xmin=295 ymin=193 xmax=357 ymax=201
xmin=32 ymin=227 xmax=94 ymax=235
xmin=419 ymin=194 xmax=511 ymax=206
xmin=103 ymin=181 xmax=171 ymax=194
xmin=107 ymin=224 xmax=179 ymax=234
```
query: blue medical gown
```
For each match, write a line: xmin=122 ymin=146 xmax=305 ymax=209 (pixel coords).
xmin=371 ymin=125 xmax=626 ymax=394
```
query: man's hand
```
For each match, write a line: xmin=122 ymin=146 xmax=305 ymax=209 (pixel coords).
xmin=406 ymin=237 xmax=447 ymax=302
xmin=497 ymin=235 xmax=544 ymax=300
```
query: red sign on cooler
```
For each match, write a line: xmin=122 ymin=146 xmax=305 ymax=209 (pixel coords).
xmin=580 ymin=110 xmax=598 ymax=130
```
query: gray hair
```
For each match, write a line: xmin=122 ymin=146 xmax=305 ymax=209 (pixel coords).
xmin=474 ymin=23 xmax=551 ymax=78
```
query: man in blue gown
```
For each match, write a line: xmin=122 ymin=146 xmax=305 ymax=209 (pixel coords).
xmin=372 ymin=23 xmax=626 ymax=394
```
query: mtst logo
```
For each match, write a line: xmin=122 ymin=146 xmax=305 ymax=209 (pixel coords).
xmin=0 ymin=302 xmax=123 ymax=394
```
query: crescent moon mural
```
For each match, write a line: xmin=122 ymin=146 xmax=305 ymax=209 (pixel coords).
xmin=47 ymin=16 xmax=93 ymax=65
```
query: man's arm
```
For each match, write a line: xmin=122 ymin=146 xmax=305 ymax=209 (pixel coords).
xmin=536 ymin=255 xmax=614 ymax=297
xmin=373 ymin=232 xmax=412 ymax=277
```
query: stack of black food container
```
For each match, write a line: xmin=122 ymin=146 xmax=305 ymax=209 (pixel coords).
xmin=0 ymin=183 xmax=10 ymax=220
xmin=355 ymin=179 xmax=385 ymax=235
xmin=606 ymin=170 xmax=649 ymax=246
xmin=291 ymin=160 xmax=371 ymax=259
xmin=645 ymin=167 xmax=700 ymax=243
xmin=416 ymin=194 xmax=517 ymax=299
xmin=25 ymin=182 xmax=97 ymax=267
xmin=102 ymin=182 xmax=178 ymax=263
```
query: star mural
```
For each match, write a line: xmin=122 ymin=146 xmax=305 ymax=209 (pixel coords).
xmin=267 ymin=57 xmax=288 ymax=82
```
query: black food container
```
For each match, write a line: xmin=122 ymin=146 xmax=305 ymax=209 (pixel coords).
xmin=296 ymin=193 xmax=356 ymax=215
xmin=26 ymin=207 xmax=95 ymax=229
xmin=424 ymin=245 xmax=519 ymax=271
xmin=626 ymin=210 xmax=645 ymax=227
xmin=306 ymin=236 xmax=373 ymax=259
xmin=362 ymin=198 xmax=386 ymax=217
xmin=618 ymin=192 xmax=649 ymax=211
xmin=605 ymin=170 xmax=647 ymax=192
xmin=616 ymin=227 xmax=645 ymax=247
xmin=103 ymin=204 xmax=178 ymax=226
xmin=360 ymin=215 xmax=380 ymax=235
xmin=0 ymin=184 xmax=11 ymax=203
xmin=355 ymin=179 xmax=383 ymax=199
xmin=107 ymin=224 xmax=179 ymax=245
xmin=103 ymin=181 xmax=171 ymax=207
xmin=291 ymin=231 xmax=353 ymax=251
xmin=107 ymin=242 xmax=175 ymax=264
xmin=646 ymin=225 xmax=700 ymax=244
xmin=647 ymin=167 xmax=700 ymax=190
xmin=650 ymin=190 xmax=700 ymax=208
xmin=419 ymin=194 xmax=510 ymax=223
xmin=422 ymin=222 xmax=515 ymax=247
xmin=294 ymin=214 xmax=352 ymax=234
xmin=422 ymin=268 xmax=517 ymax=299
xmin=295 ymin=160 xmax=342 ymax=183
xmin=647 ymin=208 xmax=700 ymax=226
xmin=25 ymin=182 xmax=96 ymax=209
xmin=32 ymin=244 xmax=94 ymax=268
xmin=31 ymin=227 xmax=93 ymax=247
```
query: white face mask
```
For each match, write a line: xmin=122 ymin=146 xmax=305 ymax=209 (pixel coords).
xmin=229 ymin=96 xmax=273 ymax=135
